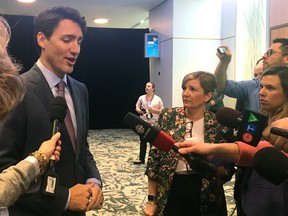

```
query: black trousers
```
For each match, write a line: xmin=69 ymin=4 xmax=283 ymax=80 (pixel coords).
xmin=139 ymin=136 xmax=151 ymax=163
xmin=163 ymin=173 xmax=202 ymax=216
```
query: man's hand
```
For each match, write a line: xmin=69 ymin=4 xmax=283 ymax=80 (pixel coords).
xmin=216 ymin=45 xmax=232 ymax=62
xmin=214 ymin=45 xmax=232 ymax=92
xmin=86 ymin=183 xmax=104 ymax=211
xmin=68 ymin=184 xmax=93 ymax=211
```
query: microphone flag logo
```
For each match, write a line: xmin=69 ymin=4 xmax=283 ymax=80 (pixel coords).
xmin=248 ymin=113 xmax=259 ymax=123
xmin=242 ymin=132 xmax=253 ymax=143
xmin=135 ymin=124 xmax=145 ymax=135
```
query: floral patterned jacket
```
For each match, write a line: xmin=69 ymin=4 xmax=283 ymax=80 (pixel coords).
xmin=145 ymin=107 xmax=235 ymax=216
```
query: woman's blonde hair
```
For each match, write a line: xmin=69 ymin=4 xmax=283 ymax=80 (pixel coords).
xmin=0 ymin=16 xmax=25 ymax=120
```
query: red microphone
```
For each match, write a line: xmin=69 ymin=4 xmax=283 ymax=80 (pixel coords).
xmin=123 ymin=112 xmax=217 ymax=176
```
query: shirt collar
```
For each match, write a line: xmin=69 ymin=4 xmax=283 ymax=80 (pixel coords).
xmin=36 ymin=59 xmax=68 ymax=89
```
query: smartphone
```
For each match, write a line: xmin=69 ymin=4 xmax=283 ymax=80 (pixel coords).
xmin=217 ymin=47 xmax=226 ymax=55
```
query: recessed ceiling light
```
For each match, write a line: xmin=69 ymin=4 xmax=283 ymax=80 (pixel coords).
xmin=93 ymin=18 xmax=108 ymax=24
xmin=17 ymin=0 xmax=36 ymax=2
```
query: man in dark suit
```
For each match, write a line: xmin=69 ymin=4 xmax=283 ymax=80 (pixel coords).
xmin=0 ymin=7 xmax=103 ymax=216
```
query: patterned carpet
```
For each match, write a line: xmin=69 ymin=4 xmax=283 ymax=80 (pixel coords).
xmin=86 ymin=129 xmax=236 ymax=216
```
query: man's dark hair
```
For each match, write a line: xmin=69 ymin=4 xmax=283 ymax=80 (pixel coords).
xmin=33 ymin=6 xmax=87 ymax=54
xmin=273 ymin=38 xmax=288 ymax=55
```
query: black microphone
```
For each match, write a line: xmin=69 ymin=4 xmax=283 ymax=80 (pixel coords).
xmin=123 ymin=112 xmax=217 ymax=177
xmin=48 ymin=96 xmax=67 ymax=139
xmin=41 ymin=96 xmax=67 ymax=197
xmin=270 ymin=127 xmax=288 ymax=139
xmin=216 ymin=107 xmax=267 ymax=146
xmin=254 ymin=147 xmax=288 ymax=185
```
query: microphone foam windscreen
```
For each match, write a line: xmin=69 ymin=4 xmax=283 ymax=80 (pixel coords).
xmin=123 ymin=112 xmax=175 ymax=151
xmin=48 ymin=96 xmax=67 ymax=123
xmin=254 ymin=147 xmax=288 ymax=185
xmin=123 ymin=112 xmax=160 ymax=142
xmin=216 ymin=107 xmax=241 ymax=128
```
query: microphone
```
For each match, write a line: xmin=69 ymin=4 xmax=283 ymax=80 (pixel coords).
xmin=49 ymin=96 xmax=67 ymax=135
xmin=41 ymin=96 xmax=67 ymax=197
xmin=216 ymin=107 xmax=242 ymax=128
xmin=48 ymin=96 xmax=67 ymax=160
xmin=216 ymin=107 xmax=267 ymax=146
xmin=254 ymin=147 xmax=288 ymax=185
xmin=123 ymin=112 xmax=217 ymax=176
xmin=270 ymin=127 xmax=288 ymax=139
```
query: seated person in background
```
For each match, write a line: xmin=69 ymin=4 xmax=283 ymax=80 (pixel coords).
xmin=206 ymin=91 xmax=225 ymax=113
xmin=134 ymin=81 xmax=163 ymax=164
xmin=0 ymin=16 xmax=61 ymax=209
xmin=215 ymin=38 xmax=288 ymax=112
xmin=144 ymin=71 xmax=235 ymax=216
xmin=177 ymin=64 xmax=288 ymax=216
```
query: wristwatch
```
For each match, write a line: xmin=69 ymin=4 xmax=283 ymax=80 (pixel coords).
xmin=148 ymin=195 xmax=157 ymax=203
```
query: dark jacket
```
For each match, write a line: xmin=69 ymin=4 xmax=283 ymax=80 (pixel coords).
xmin=0 ymin=64 xmax=101 ymax=216
xmin=145 ymin=107 xmax=235 ymax=216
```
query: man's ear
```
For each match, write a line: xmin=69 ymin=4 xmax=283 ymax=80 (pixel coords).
xmin=283 ymin=55 xmax=288 ymax=65
xmin=36 ymin=32 xmax=46 ymax=49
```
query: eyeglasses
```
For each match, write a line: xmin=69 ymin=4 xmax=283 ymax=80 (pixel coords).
xmin=264 ymin=49 xmax=288 ymax=57
xmin=184 ymin=121 xmax=193 ymax=139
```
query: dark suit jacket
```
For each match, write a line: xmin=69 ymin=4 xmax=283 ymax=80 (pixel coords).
xmin=0 ymin=64 xmax=101 ymax=216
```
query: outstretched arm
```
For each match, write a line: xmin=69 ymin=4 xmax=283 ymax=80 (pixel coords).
xmin=214 ymin=45 xmax=232 ymax=92
xmin=0 ymin=132 xmax=61 ymax=207
xmin=176 ymin=141 xmax=240 ymax=162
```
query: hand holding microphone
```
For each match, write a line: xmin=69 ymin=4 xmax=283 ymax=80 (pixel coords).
xmin=38 ymin=133 xmax=62 ymax=161
xmin=48 ymin=96 xmax=67 ymax=161
xmin=41 ymin=96 xmax=67 ymax=197
xmin=263 ymin=117 xmax=288 ymax=153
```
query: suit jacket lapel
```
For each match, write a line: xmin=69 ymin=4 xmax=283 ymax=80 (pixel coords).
xmin=25 ymin=65 xmax=54 ymax=110
xmin=26 ymin=65 xmax=76 ymax=155
xmin=67 ymin=76 xmax=83 ymax=159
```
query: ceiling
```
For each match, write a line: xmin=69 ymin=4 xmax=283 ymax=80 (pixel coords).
xmin=0 ymin=0 xmax=166 ymax=28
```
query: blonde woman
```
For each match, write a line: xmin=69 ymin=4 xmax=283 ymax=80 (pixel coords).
xmin=144 ymin=71 xmax=235 ymax=216
xmin=0 ymin=16 xmax=61 ymax=208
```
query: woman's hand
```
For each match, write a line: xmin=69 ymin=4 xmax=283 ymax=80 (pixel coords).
xmin=176 ymin=141 xmax=215 ymax=161
xmin=263 ymin=117 xmax=288 ymax=152
xmin=143 ymin=202 xmax=157 ymax=216
xmin=38 ymin=132 xmax=61 ymax=161
xmin=147 ymin=107 xmax=154 ymax=113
